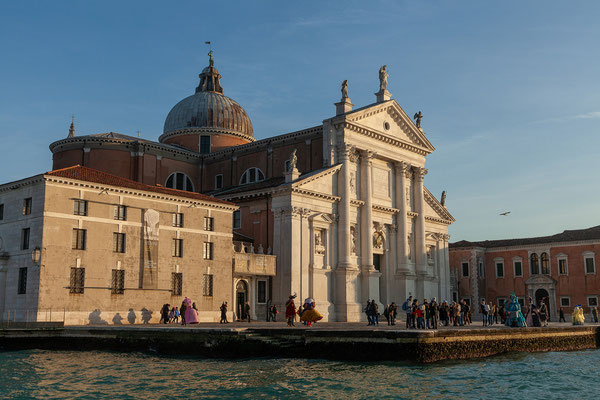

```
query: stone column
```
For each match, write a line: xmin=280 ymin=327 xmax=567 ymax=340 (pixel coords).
xmin=395 ymin=162 xmax=410 ymax=272
xmin=360 ymin=150 xmax=374 ymax=271
xmin=337 ymin=145 xmax=353 ymax=269
xmin=413 ymin=167 xmax=428 ymax=299
xmin=334 ymin=145 xmax=360 ymax=321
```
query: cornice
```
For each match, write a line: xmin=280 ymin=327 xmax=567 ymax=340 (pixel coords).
xmin=337 ymin=121 xmax=430 ymax=156
xmin=158 ymin=127 xmax=256 ymax=144
xmin=293 ymin=164 xmax=342 ymax=188
xmin=0 ymin=175 xmax=45 ymax=192
xmin=424 ymin=187 xmax=455 ymax=222
xmin=372 ymin=204 xmax=400 ymax=215
xmin=350 ymin=199 xmax=365 ymax=207
xmin=49 ymin=136 xmax=200 ymax=159
xmin=43 ymin=176 xmax=238 ymax=211
xmin=291 ymin=187 xmax=340 ymax=203
xmin=425 ymin=215 xmax=453 ymax=226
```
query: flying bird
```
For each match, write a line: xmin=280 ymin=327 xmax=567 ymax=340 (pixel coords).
xmin=499 ymin=211 xmax=511 ymax=216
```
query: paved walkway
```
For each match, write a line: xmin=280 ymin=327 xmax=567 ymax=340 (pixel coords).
xmin=83 ymin=320 xmax=600 ymax=331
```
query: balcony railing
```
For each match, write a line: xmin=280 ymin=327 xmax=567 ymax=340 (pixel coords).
xmin=233 ymin=241 xmax=276 ymax=276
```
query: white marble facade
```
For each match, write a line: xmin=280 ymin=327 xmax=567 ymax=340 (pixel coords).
xmin=271 ymin=94 xmax=454 ymax=322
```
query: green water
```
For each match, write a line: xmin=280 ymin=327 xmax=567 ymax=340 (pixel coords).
xmin=0 ymin=349 xmax=597 ymax=399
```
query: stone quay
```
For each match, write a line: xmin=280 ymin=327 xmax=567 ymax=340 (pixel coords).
xmin=1 ymin=322 xmax=598 ymax=364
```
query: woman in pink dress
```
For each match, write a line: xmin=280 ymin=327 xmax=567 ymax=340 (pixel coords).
xmin=183 ymin=297 xmax=199 ymax=324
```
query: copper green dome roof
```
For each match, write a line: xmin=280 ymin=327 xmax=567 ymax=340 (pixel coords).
xmin=160 ymin=64 xmax=254 ymax=143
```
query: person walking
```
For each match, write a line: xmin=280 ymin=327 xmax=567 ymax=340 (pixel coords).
xmin=403 ymin=296 xmax=413 ymax=329
xmin=371 ymin=300 xmax=380 ymax=326
xmin=245 ymin=301 xmax=251 ymax=323
xmin=480 ymin=299 xmax=488 ymax=327
xmin=559 ymin=307 xmax=566 ymax=322
xmin=180 ymin=300 xmax=187 ymax=326
xmin=592 ymin=306 xmax=599 ymax=323
xmin=220 ymin=301 xmax=229 ymax=324
xmin=430 ymin=298 xmax=439 ymax=330
xmin=365 ymin=300 xmax=373 ymax=326
xmin=272 ymin=305 xmax=279 ymax=322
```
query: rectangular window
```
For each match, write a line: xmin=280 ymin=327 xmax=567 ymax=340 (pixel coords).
xmin=478 ymin=262 xmax=484 ymax=278
xmin=258 ymin=280 xmax=267 ymax=303
xmin=0 ymin=204 xmax=4 ymax=220
xmin=69 ymin=267 xmax=85 ymax=294
xmin=517 ymin=297 xmax=525 ymax=308
xmin=560 ymin=297 xmax=571 ymax=307
xmin=17 ymin=267 xmax=27 ymax=295
xmin=23 ymin=198 xmax=32 ymax=215
xmin=461 ymin=262 xmax=469 ymax=277
xmin=173 ymin=213 xmax=184 ymax=228
xmin=172 ymin=238 xmax=183 ymax=257
xmin=497 ymin=298 xmax=506 ymax=308
xmin=111 ymin=269 xmax=125 ymax=294
xmin=114 ymin=205 xmax=127 ymax=221
xmin=233 ymin=210 xmax=241 ymax=229
xmin=200 ymin=135 xmax=211 ymax=154
xmin=203 ymin=242 xmax=213 ymax=260
xmin=496 ymin=262 xmax=504 ymax=278
xmin=113 ymin=233 xmax=126 ymax=253
xmin=21 ymin=228 xmax=30 ymax=250
xmin=452 ymin=292 xmax=458 ymax=303
xmin=204 ymin=217 xmax=214 ymax=231
xmin=73 ymin=199 xmax=88 ymax=216
xmin=585 ymin=257 xmax=595 ymax=274
xmin=461 ymin=297 xmax=471 ymax=306
xmin=72 ymin=229 xmax=86 ymax=250
xmin=215 ymin=174 xmax=223 ymax=190
xmin=202 ymin=274 xmax=213 ymax=296
xmin=171 ymin=272 xmax=183 ymax=296
xmin=514 ymin=261 xmax=523 ymax=277
xmin=588 ymin=296 xmax=598 ymax=307
xmin=558 ymin=258 xmax=568 ymax=275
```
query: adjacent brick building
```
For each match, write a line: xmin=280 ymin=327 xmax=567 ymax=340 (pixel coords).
xmin=449 ymin=226 xmax=600 ymax=320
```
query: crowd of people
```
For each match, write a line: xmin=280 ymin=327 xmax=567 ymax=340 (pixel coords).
xmin=159 ymin=294 xmax=600 ymax=327
xmin=159 ymin=297 xmax=200 ymax=325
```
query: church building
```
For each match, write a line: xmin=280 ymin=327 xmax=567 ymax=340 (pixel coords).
xmin=7 ymin=55 xmax=454 ymax=322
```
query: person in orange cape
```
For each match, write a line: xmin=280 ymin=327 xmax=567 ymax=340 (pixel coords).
xmin=299 ymin=297 xmax=323 ymax=326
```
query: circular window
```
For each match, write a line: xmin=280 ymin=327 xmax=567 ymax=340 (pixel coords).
xmin=384 ymin=122 xmax=390 ymax=130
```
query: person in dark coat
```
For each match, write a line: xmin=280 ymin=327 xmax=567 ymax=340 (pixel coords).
xmin=220 ymin=302 xmax=228 ymax=324
xmin=244 ymin=301 xmax=251 ymax=323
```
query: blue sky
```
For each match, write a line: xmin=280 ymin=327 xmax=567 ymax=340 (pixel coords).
xmin=1 ymin=1 xmax=599 ymax=241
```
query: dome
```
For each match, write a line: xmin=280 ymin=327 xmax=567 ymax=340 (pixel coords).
xmin=160 ymin=64 xmax=254 ymax=144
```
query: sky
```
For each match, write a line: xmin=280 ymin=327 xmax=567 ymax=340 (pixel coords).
xmin=1 ymin=1 xmax=599 ymax=242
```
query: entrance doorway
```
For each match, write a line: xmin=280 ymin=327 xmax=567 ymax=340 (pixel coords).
xmin=236 ymin=280 xmax=248 ymax=320
xmin=535 ymin=288 xmax=549 ymax=311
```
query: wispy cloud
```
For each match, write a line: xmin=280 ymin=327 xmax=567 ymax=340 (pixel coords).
xmin=530 ymin=110 xmax=600 ymax=125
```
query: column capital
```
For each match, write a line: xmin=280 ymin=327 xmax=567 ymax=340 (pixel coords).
xmin=359 ymin=149 xmax=377 ymax=163
xmin=412 ymin=166 xmax=428 ymax=181
xmin=394 ymin=161 xmax=411 ymax=173
xmin=338 ymin=144 xmax=359 ymax=162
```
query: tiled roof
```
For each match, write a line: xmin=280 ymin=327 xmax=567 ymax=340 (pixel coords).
xmin=450 ymin=225 xmax=600 ymax=249
xmin=46 ymin=165 xmax=234 ymax=206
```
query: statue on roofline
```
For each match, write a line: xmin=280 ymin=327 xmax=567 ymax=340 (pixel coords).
xmin=288 ymin=149 xmax=298 ymax=172
xmin=379 ymin=65 xmax=388 ymax=91
xmin=341 ymin=80 xmax=348 ymax=99
xmin=414 ymin=111 xmax=423 ymax=128
xmin=208 ymin=50 xmax=214 ymax=67
xmin=441 ymin=191 xmax=446 ymax=206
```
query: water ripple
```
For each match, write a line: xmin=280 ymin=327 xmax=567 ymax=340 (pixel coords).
xmin=0 ymin=349 xmax=598 ymax=399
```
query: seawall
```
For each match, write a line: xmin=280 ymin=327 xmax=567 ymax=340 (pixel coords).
xmin=0 ymin=325 xmax=598 ymax=363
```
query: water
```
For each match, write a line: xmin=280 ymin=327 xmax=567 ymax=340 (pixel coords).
xmin=0 ymin=349 xmax=598 ymax=399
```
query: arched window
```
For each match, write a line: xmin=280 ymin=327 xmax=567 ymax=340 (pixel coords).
xmin=239 ymin=167 xmax=265 ymax=185
xmin=540 ymin=252 xmax=550 ymax=275
xmin=165 ymin=172 xmax=194 ymax=192
xmin=530 ymin=253 xmax=539 ymax=275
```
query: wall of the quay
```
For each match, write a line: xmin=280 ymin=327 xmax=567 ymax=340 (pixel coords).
xmin=0 ymin=326 xmax=598 ymax=363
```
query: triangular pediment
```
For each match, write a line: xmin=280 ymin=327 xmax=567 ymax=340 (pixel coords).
xmin=292 ymin=164 xmax=341 ymax=194
xmin=424 ymin=187 xmax=454 ymax=223
xmin=339 ymin=100 xmax=435 ymax=154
